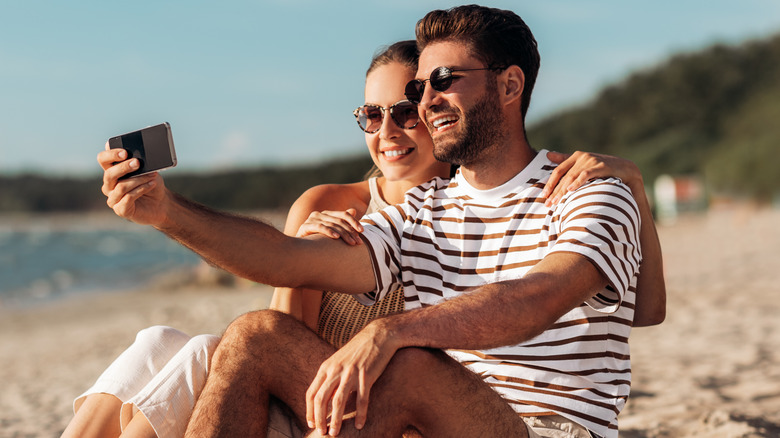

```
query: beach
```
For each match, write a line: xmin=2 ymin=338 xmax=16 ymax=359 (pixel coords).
xmin=1 ymin=207 xmax=779 ymax=437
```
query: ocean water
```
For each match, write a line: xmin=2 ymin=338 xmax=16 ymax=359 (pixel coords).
xmin=0 ymin=216 xmax=202 ymax=308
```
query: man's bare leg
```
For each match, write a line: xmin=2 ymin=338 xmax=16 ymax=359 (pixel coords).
xmin=186 ymin=310 xmax=528 ymax=437
xmin=185 ymin=310 xmax=335 ymax=437
xmin=326 ymin=347 xmax=530 ymax=437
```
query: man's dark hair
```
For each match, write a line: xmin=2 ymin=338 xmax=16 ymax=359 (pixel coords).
xmin=415 ymin=5 xmax=541 ymax=121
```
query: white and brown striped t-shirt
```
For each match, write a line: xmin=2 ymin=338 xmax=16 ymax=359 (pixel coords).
xmin=357 ymin=150 xmax=641 ymax=438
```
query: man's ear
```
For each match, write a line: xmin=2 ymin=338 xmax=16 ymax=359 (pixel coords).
xmin=498 ymin=65 xmax=524 ymax=107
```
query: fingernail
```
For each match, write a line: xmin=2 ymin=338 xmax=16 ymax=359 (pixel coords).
xmin=119 ymin=149 xmax=127 ymax=159
xmin=130 ymin=159 xmax=139 ymax=169
xmin=307 ymin=421 xmax=314 ymax=428
xmin=540 ymin=189 xmax=549 ymax=198
xmin=355 ymin=421 xmax=364 ymax=429
xmin=329 ymin=427 xmax=337 ymax=436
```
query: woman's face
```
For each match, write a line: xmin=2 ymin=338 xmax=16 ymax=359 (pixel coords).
xmin=363 ymin=62 xmax=450 ymax=184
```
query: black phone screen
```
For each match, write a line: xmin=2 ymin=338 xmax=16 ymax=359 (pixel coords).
xmin=109 ymin=123 xmax=176 ymax=179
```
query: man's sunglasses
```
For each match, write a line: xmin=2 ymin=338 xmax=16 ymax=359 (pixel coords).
xmin=353 ymin=100 xmax=420 ymax=133
xmin=404 ymin=66 xmax=507 ymax=105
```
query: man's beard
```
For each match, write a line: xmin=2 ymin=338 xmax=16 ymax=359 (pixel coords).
xmin=431 ymin=82 xmax=506 ymax=167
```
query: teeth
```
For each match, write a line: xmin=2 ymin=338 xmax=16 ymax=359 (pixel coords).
xmin=383 ymin=149 xmax=411 ymax=158
xmin=432 ymin=116 xmax=458 ymax=130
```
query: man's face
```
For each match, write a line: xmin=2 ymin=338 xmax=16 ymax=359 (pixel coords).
xmin=416 ymin=41 xmax=506 ymax=167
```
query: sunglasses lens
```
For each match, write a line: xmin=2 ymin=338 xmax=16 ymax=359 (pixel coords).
xmin=404 ymin=80 xmax=424 ymax=105
xmin=429 ymin=67 xmax=453 ymax=92
xmin=391 ymin=101 xmax=419 ymax=129
xmin=404 ymin=67 xmax=454 ymax=104
xmin=357 ymin=106 xmax=383 ymax=133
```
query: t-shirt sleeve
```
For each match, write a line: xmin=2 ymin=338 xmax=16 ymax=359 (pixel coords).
xmin=549 ymin=178 xmax=642 ymax=313
xmin=354 ymin=205 xmax=405 ymax=306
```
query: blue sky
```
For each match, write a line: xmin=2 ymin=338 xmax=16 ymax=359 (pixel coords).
xmin=2 ymin=1 xmax=780 ymax=176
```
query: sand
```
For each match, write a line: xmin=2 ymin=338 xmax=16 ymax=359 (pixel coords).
xmin=1 ymin=207 xmax=779 ymax=437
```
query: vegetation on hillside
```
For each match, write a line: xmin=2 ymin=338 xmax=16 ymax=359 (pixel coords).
xmin=0 ymin=155 xmax=374 ymax=213
xmin=527 ymin=33 xmax=780 ymax=201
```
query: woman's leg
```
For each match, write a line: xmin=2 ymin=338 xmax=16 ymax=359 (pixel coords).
xmin=121 ymin=334 xmax=220 ymax=438
xmin=119 ymin=412 xmax=157 ymax=438
xmin=64 ymin=326 xmax=191 ymax=438
xmin=61 ymin=393 xmax=123 ymax=438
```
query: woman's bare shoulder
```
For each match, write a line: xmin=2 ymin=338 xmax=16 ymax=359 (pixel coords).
xmin=283 ymin=181 xmax=370 ymax=233
xmin=295 ymin=181 xmax=369 ymax=212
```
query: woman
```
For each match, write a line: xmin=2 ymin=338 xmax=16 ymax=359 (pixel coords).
xmin=268 ymin=40 xmax=451 ymax=346
xmin=63 ymin=40 xmax=664 ymax=438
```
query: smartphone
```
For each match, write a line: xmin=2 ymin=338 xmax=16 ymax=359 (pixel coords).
xmin=109 ymin=122 xmax=177 ymax=179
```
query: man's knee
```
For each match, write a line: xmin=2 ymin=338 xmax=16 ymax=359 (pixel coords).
xmin=214 ymin=309 xmax=307 ymax=365
xmin=221 ymin=309 xmax=292 ymax=344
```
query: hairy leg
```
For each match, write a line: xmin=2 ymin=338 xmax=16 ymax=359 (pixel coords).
xmin=186 ymin=310 xmax=528 ymax=438
xmin=61 ymin=393 xmax=123 ymax=438
xmin=331 ymin=348 xmax=530 ymax=438
xmin=185 ymin=310 xmax=335 ymax=437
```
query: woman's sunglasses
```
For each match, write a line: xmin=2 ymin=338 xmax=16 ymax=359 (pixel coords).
xmin=404 ymin=66 xmax=506 ymax=105
xmin=353 ymin=100 xmax=420 ymax=133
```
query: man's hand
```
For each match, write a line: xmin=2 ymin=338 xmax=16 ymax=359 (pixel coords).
xmin=306 ymin=320 xmax=398 ymax=436
xmin=543 ymin=151 xmax=643 ymax=206
xmin=98 ymin=143 xmax=169 ymax=226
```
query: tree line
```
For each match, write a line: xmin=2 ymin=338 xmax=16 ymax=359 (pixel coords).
xmin=527 ymin=33 xmax=780 ymax=201
xmin=0 ymin=155 xmax=375 ymax=213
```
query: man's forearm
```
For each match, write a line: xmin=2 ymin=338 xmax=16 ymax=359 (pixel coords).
xmin=376 ymin=253 xmax=607 ymax=353
xmin=378 ymin=282 xmax=543 ymax=353
xmin=155 ymin=192 xmax=297 ymax=286
xmin=153 ymin=192 xmax=376 ymax=294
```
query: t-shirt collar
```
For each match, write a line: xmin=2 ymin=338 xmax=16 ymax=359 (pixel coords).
xmin=452 ymin=149 xmax=550 ymax=200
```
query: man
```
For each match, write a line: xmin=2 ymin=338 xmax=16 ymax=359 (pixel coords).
xmin=100 ymin=6 xmax=643 ymax=438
